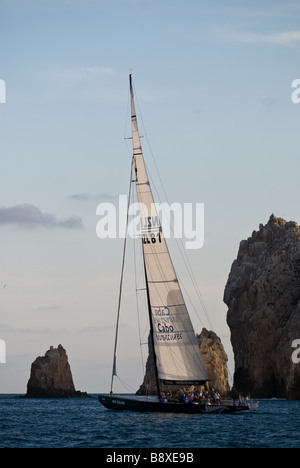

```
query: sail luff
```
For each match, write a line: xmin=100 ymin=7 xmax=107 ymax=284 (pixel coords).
xmin=129 ymin=75 xmax=209 ymax=385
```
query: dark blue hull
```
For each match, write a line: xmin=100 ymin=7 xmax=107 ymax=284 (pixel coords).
xmin=98 ymin=394 xmax=250 ymax=414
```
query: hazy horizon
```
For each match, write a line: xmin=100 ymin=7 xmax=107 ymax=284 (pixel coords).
xmin=1 ymin=0 xmax=300 ymax=393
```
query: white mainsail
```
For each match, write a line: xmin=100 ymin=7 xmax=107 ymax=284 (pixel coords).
xmin=130 ymin=76 xmax=208 ymax=385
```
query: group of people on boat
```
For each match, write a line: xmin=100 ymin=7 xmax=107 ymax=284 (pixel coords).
xmin=160 ymin=388 xmax=221 ymax=406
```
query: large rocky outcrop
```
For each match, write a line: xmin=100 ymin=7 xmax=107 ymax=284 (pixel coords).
xmin=25 ymin=345 xmax=88 ymax=398
xmin=224 ymin=214 xmax=300 ymax=399
xmin=136 ymin=328 xmax=230 ymax=398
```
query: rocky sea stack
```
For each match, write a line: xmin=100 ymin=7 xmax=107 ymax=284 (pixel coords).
xmin=197 ymin=328 xmax=230 ymax=397
xmin=24 ymin=345 xmax=88 ymax=398
xmin=224 ymin=214 xmax=300 ymax=399
xmin=137 ymin=328 xmax=230 ymax=398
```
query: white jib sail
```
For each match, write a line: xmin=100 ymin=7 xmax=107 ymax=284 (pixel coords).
xmin=130 ymin=76 xmax=208 ymax=385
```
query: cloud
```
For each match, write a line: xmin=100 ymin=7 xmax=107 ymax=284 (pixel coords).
xmin=0 ymin=204 xmax=83 ymax=229
xmin=230 ymin=30 xmax=300 ymax=45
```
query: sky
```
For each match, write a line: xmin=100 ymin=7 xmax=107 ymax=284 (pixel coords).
xmin=1 ymin=0 xmax=300 ymax=393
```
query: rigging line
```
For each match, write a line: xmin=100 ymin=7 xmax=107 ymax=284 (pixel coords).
xmin=131 ymin=85 xmax=212 ymax=366
xmin=174 ymin=241 xmax=214 ymax=331
xmin=143 ymin=240 xmax=208 ymax=374
xmin=110 ymin=158 xmax=135 ymax=395
xmin=126 ymin=81 xmax=203 ymax=380
xmin=147 ymin=270 xmax=208 ymax=375
xmin=137 ymin=205 xmax=212 ymax=379
xmin=116 ymin=375 xmax=137 ymax=394
xmin=140 ymin=168 xmax=213 ymax=333
xmin=135 ymin=96 xmax=214 ymax=332
xmin=136 ymin=187 xmax=208 ymax=366
xmin=129 ymin=83 xmax=213 ymax=383
xmin=147 ymin=155 xmax=213 ymax=331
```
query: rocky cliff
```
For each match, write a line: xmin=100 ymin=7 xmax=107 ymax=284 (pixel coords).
xmin=137 ymin=328 xmax=230 ymax=397
xmin=25 ymin=345 xmax=88 ymax=398
xmin=224 ymin=214 xmax=300 ymax=399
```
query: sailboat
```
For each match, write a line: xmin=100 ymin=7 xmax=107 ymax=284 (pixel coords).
xmin=98 ymin=76 xmax=252 ymax=414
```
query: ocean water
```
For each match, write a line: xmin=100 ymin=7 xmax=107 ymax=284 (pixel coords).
xmin=0 ymin=395 xmax=299 ymax=448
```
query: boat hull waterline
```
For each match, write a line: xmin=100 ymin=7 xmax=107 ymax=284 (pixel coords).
xmin=98 ymin=394 xmax=251 ymax=414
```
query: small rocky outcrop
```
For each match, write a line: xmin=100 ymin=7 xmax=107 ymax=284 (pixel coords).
xmin=224 ymin=214 xmax=300 ymax=399
xmin=136 ymin=329 xmax=230 ymax=398
xmin=197 ymin=328 xmax=230 ymax=397
xmin=24 ymin=345 xmax=88 ymax=398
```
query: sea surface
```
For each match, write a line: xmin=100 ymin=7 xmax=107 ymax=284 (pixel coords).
xmin=0 ymin=395 xmax=299 ymax=448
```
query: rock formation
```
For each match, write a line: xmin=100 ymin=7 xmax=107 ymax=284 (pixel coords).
xmin=224 ymin=214 xmax=300 ymax=399
xmin=25 ymin=345 xmax=88 ymax=398
xmin=197 ymin=328 xmax=230 ymax=397
xmin=136 ymin=328 xmax=230 ymax=398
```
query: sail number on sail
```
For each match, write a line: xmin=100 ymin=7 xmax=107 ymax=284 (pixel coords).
xmin=142 ymin=232 xmax=162 ymax=244
xmin=141 ymin=215 xmax=162 ymax=244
